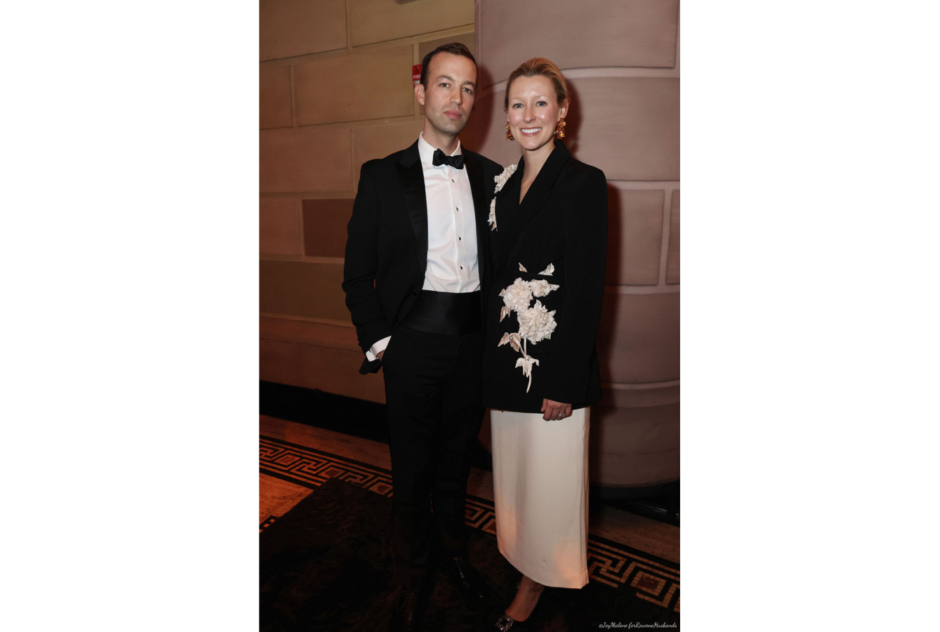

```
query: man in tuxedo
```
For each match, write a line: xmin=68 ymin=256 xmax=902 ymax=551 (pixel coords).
xmin=342 ymin=42 xmax=502 ymax=631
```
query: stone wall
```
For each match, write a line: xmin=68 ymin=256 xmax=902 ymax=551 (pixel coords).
xmin=259 ymin=0 xmax=476 ymax=403
xmin=259 ymin=0 xmax=680 ymax=488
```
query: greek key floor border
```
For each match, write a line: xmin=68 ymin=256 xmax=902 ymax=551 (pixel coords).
xmin=260 ymin=435 xmax=680 ymax=613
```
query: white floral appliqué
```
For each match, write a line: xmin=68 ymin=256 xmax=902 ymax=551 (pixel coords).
xmin=497 ymin=277 xmax=560 ymax=392
xmin=538 ymin=263 xmax=554 ymax=276
xmin=487 ymin=164 xmax=517 ymax=232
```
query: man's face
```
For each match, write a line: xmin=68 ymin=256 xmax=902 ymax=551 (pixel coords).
xmin=416 ymin=52 xmax=477 ymax=136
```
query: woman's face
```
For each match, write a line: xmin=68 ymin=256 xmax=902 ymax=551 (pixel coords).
xmin=506 ymin=74 xmax=567 ymax=152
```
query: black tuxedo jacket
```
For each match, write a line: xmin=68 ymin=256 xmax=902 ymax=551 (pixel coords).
xmin=482 ymin=140 xmax=608 ymax=413
xmin=342 ymin=140 xmax=503 ymax=374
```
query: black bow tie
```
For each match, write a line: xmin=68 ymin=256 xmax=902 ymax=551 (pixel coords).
xmin=432 ymin=149 xmax=465 ymax=169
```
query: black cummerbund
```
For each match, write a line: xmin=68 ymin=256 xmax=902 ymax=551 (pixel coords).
xmin=400 ymin=289 xmax=482 ymax=336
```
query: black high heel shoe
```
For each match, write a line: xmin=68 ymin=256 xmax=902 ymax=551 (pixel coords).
xmin=493 ymin=587 xmax=547 ymax=631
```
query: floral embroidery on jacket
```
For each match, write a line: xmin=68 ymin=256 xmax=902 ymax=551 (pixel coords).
xmin=487 ymin=164 xmax=517 ymax=232
xmin=498 ymin=276 xmax=560 ymax=392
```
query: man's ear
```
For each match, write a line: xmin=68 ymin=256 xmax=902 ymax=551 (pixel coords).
xmin=414 ymin=83 xmax=426 ymax=106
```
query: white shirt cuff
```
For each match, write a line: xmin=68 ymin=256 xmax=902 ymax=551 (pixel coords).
xmin=365 ymin=336 xmax=391 ymax=362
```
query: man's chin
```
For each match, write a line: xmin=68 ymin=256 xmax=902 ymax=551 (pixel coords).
xmin=431 ymin=115 xmax=467 ymax=135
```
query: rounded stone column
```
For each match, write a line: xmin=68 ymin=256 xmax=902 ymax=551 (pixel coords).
xmin=471 ymin=0 xmax=680 ymax=489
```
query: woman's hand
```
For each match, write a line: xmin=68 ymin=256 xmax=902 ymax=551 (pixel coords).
xmin=541 ymin=399 xmax=572 ymax=421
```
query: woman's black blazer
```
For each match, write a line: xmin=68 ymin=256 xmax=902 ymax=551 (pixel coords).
xmin=482 ymin=140 xmax=608 ymax=413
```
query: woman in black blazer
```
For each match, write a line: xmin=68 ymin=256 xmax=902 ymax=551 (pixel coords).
xmin=484 ymin=58 xmax=607 ymax=630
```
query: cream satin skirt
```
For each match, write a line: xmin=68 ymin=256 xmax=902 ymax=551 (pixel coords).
xmin=490 ymin=407 xmax=590 ymax=589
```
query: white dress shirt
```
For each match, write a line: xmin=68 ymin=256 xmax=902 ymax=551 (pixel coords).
xmin=366 ymin=133 xmax=479 ymax=361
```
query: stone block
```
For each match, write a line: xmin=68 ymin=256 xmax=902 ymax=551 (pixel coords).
xmin=260 ymin=338 xmax=386 ymax=403
xmin=260 ymin=316 xmax=360 ymax=351
xmin=666 ymin=190 xmax=679 ymax=284
xmin=294 ymin=46 xmax=414 ymax=126
xmin=303 ymin=199 xmax=354 ymax=258
xmin=417 ymin=31 xmax=476 ymax=63
xmin=606 ymin=188 xmax=663 ymax=285
xmin=299 ymin=344 xmax=386 ymax=403
xmin=259 ymin=260 xmax=348 ymax=321
xmin=260 ymin=338 xmax=304 ymax=386
xmin=260 ymin=0 xmax=347 ymax=61
xmin=260 ymin=198 xmax=302 ymax=255
xmin=479 ymin=0 xmax=679 ymax=90
xmin=601 ymin=382 xmax=679 ymax=408
xmin=596 ymin=291 xmax=679 ymax=384
xmin=589 ymin=404 xmax=680 ymax=487
xmin=260 ymin=64 xmax=292 ymax=129
xmin=568 ymin=77 xmax=679 ymax=181
xmin=260 ymin=126 xmax=352 ymax=193
xmin=349 ymin=0 xmax=474 ymax=47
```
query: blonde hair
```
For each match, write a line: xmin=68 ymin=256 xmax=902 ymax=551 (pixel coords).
xmin=504 ymin=57 xmax=569 ymax=111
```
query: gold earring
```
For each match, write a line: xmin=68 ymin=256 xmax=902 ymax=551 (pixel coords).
xmin=554 ymin=119 xmax=566 ymax=138
xmin=505 ymin=121 xmax=514 ymax=141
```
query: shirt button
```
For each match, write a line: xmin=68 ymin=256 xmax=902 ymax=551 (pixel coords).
xmin=460 ymin=266 xmax=463 ymax=270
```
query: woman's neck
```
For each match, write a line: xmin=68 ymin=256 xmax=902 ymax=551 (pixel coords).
xmin=522 ymin=139 xmax=556 ymax=181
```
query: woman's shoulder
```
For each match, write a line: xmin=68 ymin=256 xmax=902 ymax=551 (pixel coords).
xmin=555 ymin=158 xmax=608 ymax=226
xmin=558 ymin=156 xmax=607 ymax=192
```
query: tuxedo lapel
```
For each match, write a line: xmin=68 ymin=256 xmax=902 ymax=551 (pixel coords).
xmin=463 ymin=150 xmax=488 ymax=282
xmin=397 ymin=141 xmax=428 ymax=273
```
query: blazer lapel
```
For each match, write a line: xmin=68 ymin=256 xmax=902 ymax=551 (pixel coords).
xmin=492 ymin=162 xmax=522 ymax=272
xmin=497 ymin=140 xmax=571 ymax=271
xmin=463 ymin=150 xmax=488 ymax=282
xmin=397 ymin=141 xmax=428 ymax=274
xmin=512 ymin=140 xmax=570 ymax=234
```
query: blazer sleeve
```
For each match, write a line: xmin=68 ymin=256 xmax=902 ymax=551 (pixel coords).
xmin=541 ymin=169 xmax=608 ymax=404
xmin=342 ymin=161 xmax=393 ymax=356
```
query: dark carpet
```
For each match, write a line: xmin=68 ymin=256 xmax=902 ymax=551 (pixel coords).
xmin=260 ymin=477 xmax=680 ymax=631
xmin=260 ymin=382 xmax=679 ymax=526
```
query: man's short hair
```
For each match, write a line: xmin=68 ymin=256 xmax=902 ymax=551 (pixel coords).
xmin=420 ymin=42 xmax=477 ymax=88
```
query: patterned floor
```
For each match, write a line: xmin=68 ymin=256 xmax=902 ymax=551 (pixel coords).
xmin=260 ymin=435 xmax=680 ymax=615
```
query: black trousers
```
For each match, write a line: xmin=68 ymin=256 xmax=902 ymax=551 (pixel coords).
xmin=381 ymin=324 xmax=485 ymax=591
